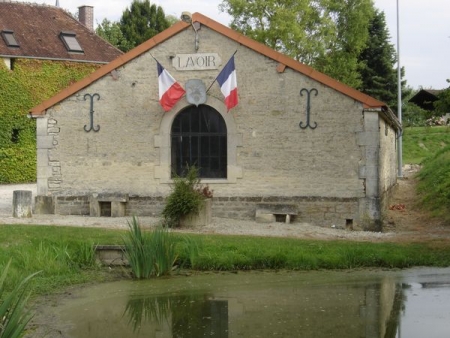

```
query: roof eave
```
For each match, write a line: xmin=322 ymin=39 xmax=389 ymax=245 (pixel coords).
xmin=29 ymin=20 xmax=190 ymax=117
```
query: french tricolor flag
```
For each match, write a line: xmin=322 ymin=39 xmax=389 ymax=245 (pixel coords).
xmin=157 ymin=62 xmax=185 ymax=112
xmin=216 ymin=55 xmax=238 ymax=111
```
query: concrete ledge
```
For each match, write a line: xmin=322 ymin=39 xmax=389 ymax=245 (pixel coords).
xmin=94 ymin=245 xmax=127 ymax=266
xmin=255 ymin=203 xmax=298 ymax=224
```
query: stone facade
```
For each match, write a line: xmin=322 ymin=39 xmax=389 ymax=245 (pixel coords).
xmin=32 ymin=14 xmax=400 ymax=230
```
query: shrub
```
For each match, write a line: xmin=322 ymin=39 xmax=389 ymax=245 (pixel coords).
xmin=162 ymin=166 xmax=212 ymax=227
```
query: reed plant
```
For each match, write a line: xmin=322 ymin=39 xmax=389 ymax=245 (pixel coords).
xmin=123 ymin=217 xmax=178 ymax=278
xmin=0 ymin=260 xmax=40 ymax=338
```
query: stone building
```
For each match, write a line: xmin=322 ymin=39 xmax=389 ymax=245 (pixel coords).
xmin=29 ymin=13 xmax=400 ymax=230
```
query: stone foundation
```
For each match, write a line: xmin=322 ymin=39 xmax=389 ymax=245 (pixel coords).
xmin=39 ymin=194 xmax=362 ymax=229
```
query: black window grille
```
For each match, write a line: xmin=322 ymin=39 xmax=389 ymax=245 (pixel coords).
xmin=171 ymin=105 xmax=227 ymax=178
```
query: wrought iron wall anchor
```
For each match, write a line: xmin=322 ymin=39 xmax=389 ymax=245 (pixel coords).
xmin=83 ymin=93 xmax=100 ymax=132
xmin=299 ymin=88 xmax=318 ymax=130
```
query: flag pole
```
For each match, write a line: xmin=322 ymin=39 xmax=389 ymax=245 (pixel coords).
xmin=396 ymin=0 xmax=403 ymax=178
xmin=206 ymin=50 xmax=238 ymax=93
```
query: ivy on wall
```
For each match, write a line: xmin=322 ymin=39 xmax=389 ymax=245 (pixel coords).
xmin=0 ymin=59 xmax=101 ymax=183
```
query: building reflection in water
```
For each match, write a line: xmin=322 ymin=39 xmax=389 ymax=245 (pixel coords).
xmin=123 ymin=277 xmax=405 ymax=338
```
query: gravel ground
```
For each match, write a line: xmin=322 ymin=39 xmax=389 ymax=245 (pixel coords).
xmin=0 ymin=183 xmax=395 ymax=242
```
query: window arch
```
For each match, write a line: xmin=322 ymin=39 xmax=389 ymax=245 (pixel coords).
xmin=171 ymin=105 xmax=227 ymax=178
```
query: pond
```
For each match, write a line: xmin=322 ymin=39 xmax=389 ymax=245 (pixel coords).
xmin=30 ymin=268 xmax=450 ymax=338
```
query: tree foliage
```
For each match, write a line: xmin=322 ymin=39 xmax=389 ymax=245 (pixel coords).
xmin=435 ymin=80 xmax=450 ymax=114
xmin=119 ymin=0 xmax=170 ymax=52
xmin=358 ymin=9 xmax=396 ymax=105
xmin=357 ymin=9 xmax=410 ymax=115
xmin=219 ymin=0 xmax=374 ymax=88
xmin=95 ymin=18 xmax=133 ymax=52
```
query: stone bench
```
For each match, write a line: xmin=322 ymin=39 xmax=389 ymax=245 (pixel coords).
xmin=255 ymin=203 xmax=298 ymax=224
xmin=89 ymin=194 xmax=129 ymax=217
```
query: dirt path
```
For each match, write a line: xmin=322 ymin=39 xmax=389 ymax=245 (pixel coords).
xmin=384 ymin=165 xmax=450 ymax=242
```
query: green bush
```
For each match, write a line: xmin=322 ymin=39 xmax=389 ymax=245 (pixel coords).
xmin=162 ymin=166 xmax=206 ymax=227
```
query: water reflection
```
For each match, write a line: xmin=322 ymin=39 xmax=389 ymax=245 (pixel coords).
xmin=125 ymin=294 xmax=228 ymax=337
xmin=36 ymin=268 xmax=450 ymax=338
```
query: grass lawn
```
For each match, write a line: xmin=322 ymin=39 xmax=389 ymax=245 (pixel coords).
xmin=1 ymin=225 xmax=450 ymax=296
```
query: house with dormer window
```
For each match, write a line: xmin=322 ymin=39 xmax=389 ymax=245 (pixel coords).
xmin=0 ymin=1 xmax=122 ymax=183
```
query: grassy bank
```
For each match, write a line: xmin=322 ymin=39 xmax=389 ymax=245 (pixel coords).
xmin=1 ymin=225 xmax=450 ymax=295
xmin=402 ymin=126 xmax=450 ymax=164
xmin=402 ymin=126 xmax=450 ymax=221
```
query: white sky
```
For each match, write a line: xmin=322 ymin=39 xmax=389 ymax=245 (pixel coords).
xmin=16 ymin=0 xmax=450 ymax=90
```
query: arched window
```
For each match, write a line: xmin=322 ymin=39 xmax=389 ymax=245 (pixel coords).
xmin=171 ymin=105 xmax=227 ymax=178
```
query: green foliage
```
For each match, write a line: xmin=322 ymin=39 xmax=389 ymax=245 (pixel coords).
xmin=119 ymin=0 xmax=169 ymax=52
xmin=358 ymin=10 xmax=397 ymax=106
xmin=402 ymin=126 xmax=450 ymax=164
xmin=0 ymin=59 xmax=100 ymax=183
xmin=220 ymin=0 xmax=374 ymax=87
xmin=162 ymin=166 xmax=205 ymax=227
xmin=123 ymin=217 xmax=178 ymax=278
xmin=417 ymin=145 xmax=450 ymax=222
xmin=95 ymin=18 xmax=133 ymax=52
xmin=435 ymin=79 xmax=450 ymax=114
xmin=0 ymin=260 xmax=40 ymax=338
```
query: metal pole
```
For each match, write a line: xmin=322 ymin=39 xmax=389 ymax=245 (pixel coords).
xmin=397 ymin=0 xmax=403 ymax=177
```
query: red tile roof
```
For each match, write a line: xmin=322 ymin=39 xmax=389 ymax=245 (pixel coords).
xmin=0 ymin=2 xmax=122 ymax=63
xmin=29 ymin=12 xmax=390 ymax=117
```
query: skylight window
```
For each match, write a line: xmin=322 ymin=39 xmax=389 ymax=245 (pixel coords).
xmin=1 ymin=30 xmax=19 ymax=48
xmin=60 ymin=31 xmax=83 ymax=53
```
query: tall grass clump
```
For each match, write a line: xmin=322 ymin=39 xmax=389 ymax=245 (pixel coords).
xmin=123 ymin=217 xmax=178 ymax=278
xmin=0 ymin=260 xmax=40 ymax=338
xmin=417 ymin=144 xmax=450 ymax=222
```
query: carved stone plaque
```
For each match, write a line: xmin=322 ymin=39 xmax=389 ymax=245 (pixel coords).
xmin=186 ymin=79 xmax=207 ymax=106
xmin=173 ymin=53 xmax=222 ymax=70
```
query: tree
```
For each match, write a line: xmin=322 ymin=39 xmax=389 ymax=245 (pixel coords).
xmin=358 ymin=9 xmax=410 ymax=115
xmin=219 ymin=0 xmax=374 ymax=88
xmin=358 ymin=10 xmax=396 ymax=107
xmin=119 ymin=0 xmax=170 ymax=52
xmin=435 ymin=80 xmax=450 ymax=115
xmin=96 ymin=18 xmax=133 ymax=52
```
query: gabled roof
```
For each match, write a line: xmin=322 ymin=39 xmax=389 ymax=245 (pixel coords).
xmin=408 ymin=89 xmax=443 ymax=111
xmin=29 ymin=12 xmax=389 ymax=117
xmin=0 ymin=2 xmax=122 ymax=63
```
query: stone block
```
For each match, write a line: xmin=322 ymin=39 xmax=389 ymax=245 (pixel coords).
xmin=13 ymin=190 xmax=32 ymax=218
xmin=180 ymin=198 xmax=212 ymax=227
xmin=35 ymin=196 xmax=54 ymax=214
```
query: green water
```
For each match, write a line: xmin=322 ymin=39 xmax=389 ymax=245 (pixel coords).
xmin=30 ymin=268 xmax=450 ymax=337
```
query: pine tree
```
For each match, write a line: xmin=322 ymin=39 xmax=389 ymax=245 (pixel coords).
xmin=119 ymin=0 xmax=169 ymax=52
xmin=358 ymin=10 xmax=397 ymax=108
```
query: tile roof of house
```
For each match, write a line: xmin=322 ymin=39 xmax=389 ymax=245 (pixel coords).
xmin=29 ymin=12 xmax=396 ymax=125
xmin=0 ymin=2 xmax=122 ymax=63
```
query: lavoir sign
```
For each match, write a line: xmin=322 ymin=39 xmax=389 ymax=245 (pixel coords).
xmin=172 ymin=53 xmax=222 ymax=71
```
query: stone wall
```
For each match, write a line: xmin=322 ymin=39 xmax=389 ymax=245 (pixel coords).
xmin=35 ymin=25 xmax=398 ymax=229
